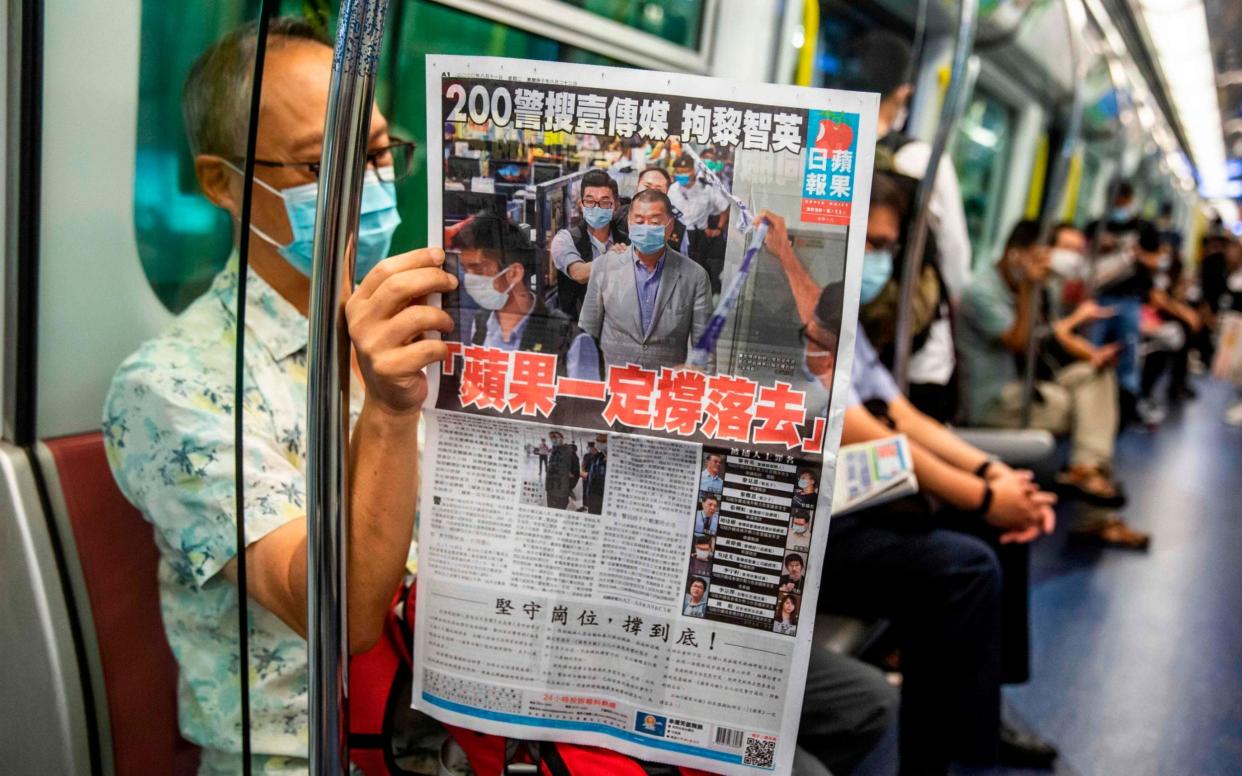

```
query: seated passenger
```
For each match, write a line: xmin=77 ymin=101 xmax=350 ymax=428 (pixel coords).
xmin=762 ymin=178 xmax=1061 ymax=772
xmin=578 ymin=189 xmax=713 ymax=372
xmin=1086 ymin=181 xmax=1149 ymax=421
xmin=958 ymin=220 xmax=1149 ymax=549
xmin=453 ymin=211 xmax=601 ymax=380
xmin=840 ymin=31 xmax=971 ymax=423
xmin=103 ymin=19 xmax=456 ymax=772
xmin=549 ymin=169 xmax=627 ymax=319
xmin=104 ymin=18 xmax=898 ymax=776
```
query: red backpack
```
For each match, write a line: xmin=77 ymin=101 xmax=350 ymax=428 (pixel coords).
xmin=348 ymin=581 xmax=717 ymax=776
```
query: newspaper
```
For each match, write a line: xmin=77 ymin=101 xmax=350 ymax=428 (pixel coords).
xmin=831 ymin=435 xmax=918 ymax=516
xmin=414 ymin=55 xmax=878 ymax=775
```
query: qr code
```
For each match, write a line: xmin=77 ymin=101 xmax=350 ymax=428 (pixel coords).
xmin=743 ymin=735 xmax=776 ymax=769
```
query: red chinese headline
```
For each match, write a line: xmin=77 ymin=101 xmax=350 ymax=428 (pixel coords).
xmin=442 ymin=344 xmax=828 ymax=454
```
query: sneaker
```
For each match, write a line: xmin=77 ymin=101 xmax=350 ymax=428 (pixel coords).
xmin=999 ymin=721 xmax=1058 ymax=770
xmin=1136 ymin=397 xmax=1167 ymax=426
xmin=1226 ymin=401 xmax=1242 ymax=427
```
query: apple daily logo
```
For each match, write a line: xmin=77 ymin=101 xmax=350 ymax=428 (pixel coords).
xmin=800 ymin=110 xmax=859 ymax=226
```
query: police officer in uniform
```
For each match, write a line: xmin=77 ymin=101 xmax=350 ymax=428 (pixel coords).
xmin=544 ymin=430 xmax=580 ymax=510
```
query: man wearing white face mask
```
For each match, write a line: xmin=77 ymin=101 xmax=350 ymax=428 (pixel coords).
xmin=452 ymin=212 xmax=601 ymax=381
xmin=104 ymin=19 xmax=458 ymax=772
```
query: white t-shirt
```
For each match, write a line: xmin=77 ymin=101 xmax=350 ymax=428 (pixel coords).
xmin=893 ymin=140 xmax=972 ymax=301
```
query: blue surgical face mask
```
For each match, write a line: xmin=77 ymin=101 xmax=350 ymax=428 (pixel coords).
xmin=674 ymin=173 xmax=692 ymax=187
xmin=1110 ymin=205 xmax=1133 ymax=223
xmin=244 ymin=165 xmax=401 ymax=284
xmin=629 ymin=222 xmax=668 ymax=255
xmin=582 ymin=205 xmax=614 ymax=230
xmin=860 ymin=248 xmax=894 ymax=304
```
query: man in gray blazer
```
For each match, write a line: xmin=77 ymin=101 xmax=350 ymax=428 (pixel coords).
xmin=578 ymin=189 xmax=714 ymax=373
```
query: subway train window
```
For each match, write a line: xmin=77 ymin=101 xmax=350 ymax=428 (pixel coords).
xmin=954 ymin=91 xmax=1014 ymax=265
xmin=133 ymin=0 xmax=620 ymax=312
xmin=378 ymin=1 xmax=620 ymax=252
xmin=560 ymin=0 xmax=707 ymax=49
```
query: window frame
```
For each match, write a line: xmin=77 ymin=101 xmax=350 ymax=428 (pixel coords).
xmin=429 ymin=0 xmax=720 ymax=73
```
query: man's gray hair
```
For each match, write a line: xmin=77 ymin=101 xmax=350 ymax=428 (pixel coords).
xmin=182 ymin=17 xmax=330 ymax=158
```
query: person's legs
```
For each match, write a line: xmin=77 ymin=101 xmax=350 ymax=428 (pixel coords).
xmin=1056 ymin=362 xmax=1118 ymax=469
xmin=819 ymin=503 xmax=1002 ymax=774
xmin=797 ymin=648 xmax=899 ymax=775
xmin=982 ymin=380 xmax=1072 ymax=437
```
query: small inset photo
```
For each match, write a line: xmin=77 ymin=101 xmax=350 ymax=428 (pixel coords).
xmin=778 ymin=552 xmax=806 ymax=594
xmin=792 ymin=468 xmax=818 ymax=511
xmin=699 ymin=450 xmax=726 ymax=496
xmin=695 ymin=492 xmax=721 ymax=536
xmin=786 ymin=507 xmax=813 ymax=553
xmin=688 ymin=534 xmax=715 ymax=579
xmin=520 ymin=427 xmax=608 ymax=513
xmin=683 ymin=575 xmax=710 ymax=618
xmin=773 ymin=591 xmax=800 ymax=636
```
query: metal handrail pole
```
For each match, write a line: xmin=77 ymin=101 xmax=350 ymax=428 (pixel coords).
xmin=893 ymin=0 xmax=980 ymax=390
xmin=1019 ymin=0 xmax=1089 ymax=427
xmin=306 ymin=2 xmax=390 ymax=774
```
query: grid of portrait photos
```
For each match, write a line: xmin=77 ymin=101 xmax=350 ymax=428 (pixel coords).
xmin=681 ymin=447 xmax=821 ymax=636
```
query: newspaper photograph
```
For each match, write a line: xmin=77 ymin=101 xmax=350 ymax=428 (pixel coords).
xmin=414 ymin=55 xmax=878 ymax=775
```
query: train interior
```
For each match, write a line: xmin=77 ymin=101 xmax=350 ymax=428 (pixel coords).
xmin=2 ymin=0 xmax=1240 ymax=774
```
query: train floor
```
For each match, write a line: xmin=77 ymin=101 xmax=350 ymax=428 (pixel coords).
xmin=1003 ymin=375 xmax=1242 ymax=775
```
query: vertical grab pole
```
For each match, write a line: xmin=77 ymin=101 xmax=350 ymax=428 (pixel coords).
xmin=1019 ymin=0 xmax=1088 ymax=426
xmin=306 ymin=2 xmax=390 ymax=774
xmin=893 ymin=0 xmax=980 ymax=390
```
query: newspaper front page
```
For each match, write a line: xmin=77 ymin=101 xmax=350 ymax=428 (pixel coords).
xmin=414 ymin=55 xmax=878 ymax=775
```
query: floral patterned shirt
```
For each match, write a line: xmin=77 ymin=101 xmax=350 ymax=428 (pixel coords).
xmin=104 ymin=255 xmax=362 ymax=774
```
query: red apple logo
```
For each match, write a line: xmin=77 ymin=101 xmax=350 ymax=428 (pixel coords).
xmin=815 ymin=118 xmax=854 ymax=154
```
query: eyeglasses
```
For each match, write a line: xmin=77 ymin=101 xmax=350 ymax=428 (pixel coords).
xmin=240 ymin=136 xmax=417 ymax=182
xmin=582 ymin=196 xmax=616 ymax=209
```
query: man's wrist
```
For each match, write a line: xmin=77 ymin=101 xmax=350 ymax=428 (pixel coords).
xmin=359 ymin=398 xmax=422 ymax=437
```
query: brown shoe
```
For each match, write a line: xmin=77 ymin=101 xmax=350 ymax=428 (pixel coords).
xmin=1068 ymin=515 xmax=1150 ymax=551
xmin=1056 ymin=465 xmax=1127 ymax=508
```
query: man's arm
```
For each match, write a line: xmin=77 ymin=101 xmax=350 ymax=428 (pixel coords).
xmin=843 ymin=404 xmax=1051 ymax=534
xmin=223 ymin=249 xmax=456 ymax=654
xmin=885 ymin=394 xmax=991 ymax=474
xmin=759 ymin=210 xmax=819 ymax=325
xmin=1052 ymin=299 xmax=1117 ymax=364
xmin=577 ymin=256 xmax=605 ymax=339
xmin=551 ymin=229 xmax=591 ymax=283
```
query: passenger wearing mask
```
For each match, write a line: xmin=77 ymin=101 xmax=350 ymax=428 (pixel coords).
xmin=1086 ymin=181 xmax=1150 ymax=419
xmin=763 ymin=177 xmax=1062 ymax=772
xmin=1138 ymin=236 xmax=1203 ymax=415
xmin=549 ymin=169 xmax=627 ymax=318
xmin=668 ymin=153 xmax=730 ymax=293
xmin=959 ymin=220 xmax=1149 ymax=549
xmin=453 ymin=212 xmax=600 ymax=381
xmin=840 ymin=31 xmax=969 ymax=422
xmin=103 ymin=19 xmax=456 ymax=772
xmin=614 ymin=166 xmax=688 ymax=253
xmin=578 ymin=189 xmax=713 ymax=372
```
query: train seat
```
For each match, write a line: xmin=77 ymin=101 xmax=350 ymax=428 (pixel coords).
xmin=39 ymin=432 xmax=201 ymax=776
